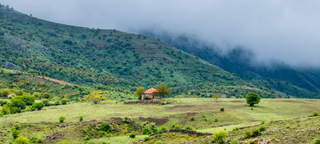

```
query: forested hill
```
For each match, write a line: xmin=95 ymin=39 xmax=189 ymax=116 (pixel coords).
xmin=140 ymin=31 xmax=320 ymax=98
xmin=0 ymin=5 xmax=245 ymax=93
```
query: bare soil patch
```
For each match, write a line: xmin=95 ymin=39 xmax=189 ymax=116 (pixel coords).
xmin=150 ymin=129 xmax=212 ymax=137
xmin=44 ymin=132 xmax=64 ymax=143
xmin=124 ymin=100 xmax=162 ymax=105
xmin=36 ymin=76 xmax=74 ymax=86
xmin=186 ymin=112 xmax=198 ymax=116
xmin=139 ymin=117 xmax=169 ymax=125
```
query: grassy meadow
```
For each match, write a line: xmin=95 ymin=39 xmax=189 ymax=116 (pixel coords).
xmin=1 ymin=98 xmax=320 ymax=143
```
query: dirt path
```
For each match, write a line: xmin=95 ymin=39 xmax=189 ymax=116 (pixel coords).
xmin=36 ymin=76 xmax=74 ymax=86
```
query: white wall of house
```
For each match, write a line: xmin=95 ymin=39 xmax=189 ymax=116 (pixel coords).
xmin=142 ymin=93 xmax=160 ymax=100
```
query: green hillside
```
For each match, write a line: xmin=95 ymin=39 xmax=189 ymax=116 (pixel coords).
xmin=0 ymin=5 xmax=239 ymax=90
xmin=0 ymin=5 xmax=282 ymax=99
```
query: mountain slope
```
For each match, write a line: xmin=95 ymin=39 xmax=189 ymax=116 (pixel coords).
xmin=0 ymin=5 xmax=244 ymax=93
xmin=139 ymin=30 xmax=320 ymax=98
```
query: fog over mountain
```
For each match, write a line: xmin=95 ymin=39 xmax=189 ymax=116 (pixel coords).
xmin=3 ymin=0 xmax=320 ymax=66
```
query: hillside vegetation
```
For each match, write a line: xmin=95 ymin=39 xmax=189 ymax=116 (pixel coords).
xmin=0 ymin=5 xmax=242 ymax=92
xmin=141 ymin=31 xmax=320 ymax=99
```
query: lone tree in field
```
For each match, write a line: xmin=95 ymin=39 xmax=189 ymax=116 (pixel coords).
xmin=134 ymin=86 xmax=145 ymax=100
xmin=246 ymin=92 xmax=261 ymax=106
xmin=156 ymin=83 xmax=172 ymax=98
xmin=212 ymin=93 xmax=221 ymax=102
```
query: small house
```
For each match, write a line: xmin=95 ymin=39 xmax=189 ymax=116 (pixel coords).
xmin=142 ymin=88 xmax=160 ymax=100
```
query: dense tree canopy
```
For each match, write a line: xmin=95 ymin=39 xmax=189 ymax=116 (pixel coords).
xmin=156 ymin=83 xmax=172 ymax=98
xmin=134 ymin=87 xmax=145 ymax=100
xmin=246 ymin=92 xmax=261 ymax=106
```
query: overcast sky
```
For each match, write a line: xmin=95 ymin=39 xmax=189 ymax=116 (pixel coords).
xmin=2 ymin=0 xmax=320 ymax=66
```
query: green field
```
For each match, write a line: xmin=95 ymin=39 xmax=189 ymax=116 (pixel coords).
xmin=1 ymin=98 xmax=319 ymax=143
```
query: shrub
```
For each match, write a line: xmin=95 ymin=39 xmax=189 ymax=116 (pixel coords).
xmin=64 ymin=98 xmax=70 ymax=102
xmin=259 ymin=125 xmax=266 ymax=131
xmin=33 ymin=92 xmax=42 ymax=99
xmin=155 ymin=140 xmax=164 ymax=144
xmin=10 ymin=98 xmax=27 ymax=113
xmin=244 ymin=131 xmax=252 ymax=138
xmin=315 ymin=139 xmax=320 ymax=144
xmin=215 ymin=119 xmax=218 ymax=122
xmin=286 ymin=125 xmax=290 ymax=129
xmin=314 ymin=111 xmax=319 ymax=117
xmin=19 ymin=95 xmax=35 ymax=105
xmin=2 ymin=90 xmax=9 ymax=97
xmin=32 ymin=102 xmax=45 ymax=110
xmin=41 ymin=99 xmax=50 ymax=106
xmin=204 ymin=118 xmax=207 ymax=121
xmin=142 ymin=126 xmax=153 ymax=135
xmin=246 ymin=92 xmax=261 ymax=106
xmin=190 ymin=116 xmax=195 ymax=121
xmin=83 ymin=136 xmax=90 ymax=141
xmin=160 ymin=125 xmax=167 ymax=131
xmin=8 ymin=93 xmax=16 ymax=99
xmin=100 ymin=123 xmax=112 ymax=133
xmin=213 ymin=131 xmax=227 ymax=143
xmin=173 ymin=124 xmax=182 ymax=129
xmin=252 ymin=129 xmax=261 ymax=137
xmin=15 ymin=136 xmax=30 ymax=144
xmin=220 ymin=108 xmax=224 ymax=112
xmin=37 ymin=139 xmax=43 ymax=143
xmin=12 ymin=129 xmax=20 ymax=139
xmin=0 ymin=100 xmax=7 ymax=106
xmin=80 ymin=116 xmax=83 ymax=122
xmin=248 ymin=141 xmax=255 ymax=144
xmin=261 ymin=120 xmax=265 ymax=125
xmin=18 ymin=90 xmax=24 ymax=96
xmin=42 ymin=93 xmax=51 ymax=99
xmin=13 ymin=124 xmax=21 ymax=130
xmin=230 ymin=139 xmax=239 ymax=144
xmin=232 ymin=127 xmax=239 ymax=131
xmin=143 ymin=137 xmax=150 ymax=142
xmin=55 ymin=101 xmax=60 ymax=105
xmin=158 ymin=129 xmax=163 ymax=134
xmin=59 ymin=116 xmax=66 ymax=123
xmin=251 ymin=108 xmax=253 ymax=110
xmin=186 ymin=127 xmax=193 ymax=130
xmin=129 ymin=132 xmax=136 ymax=138
xmin=61 ymin=99 xmax=67 ymax=105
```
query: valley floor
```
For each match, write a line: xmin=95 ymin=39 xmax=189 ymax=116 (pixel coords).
xmin=1 ymin=98 xmax=320 ymax=143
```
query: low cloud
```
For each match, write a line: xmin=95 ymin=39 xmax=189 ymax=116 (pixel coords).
xmin=3 ymin=0 xmax=320 ymax=66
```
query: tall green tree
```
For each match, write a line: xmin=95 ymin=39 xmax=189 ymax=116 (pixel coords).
xmin=246 ymin=92 xmax=261 ymax=106
xmin=156 ymin=83 xmax=172 ymax=98
xmin=134 ymin=87 xmax=145 ymax=100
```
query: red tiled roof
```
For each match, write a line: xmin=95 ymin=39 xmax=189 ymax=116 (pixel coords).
xmin=144 ymin=88 xmax=158 ymax=94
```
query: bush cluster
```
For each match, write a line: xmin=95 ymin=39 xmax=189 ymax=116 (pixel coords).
xmin=244 ymin=127 xmax=264 ymax=139
xmin=31 ymin=102 xmax=45 ymax=110
xmin=15 ymin=136 xmax=30 ymax=144
xmin=212 ymin=131 xmax=227 ymax=143
xmin=59 ymin=116 xmax=66 ymax=123
xmin=100 ymin=123 xmax=112 ymax=133
xmin=129 ymin=132 xmax=136 ymax=138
